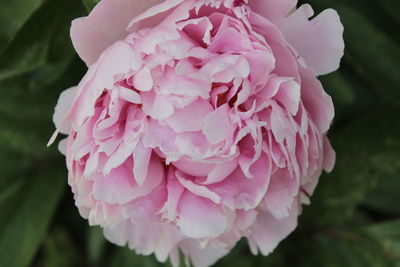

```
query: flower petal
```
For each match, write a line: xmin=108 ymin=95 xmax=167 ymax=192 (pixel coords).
xmin=133 ymin=142 xmax=152 ymax=186
xmin=70 ymin=0 xmax=165 ymax=66
xmin=177 ymin=192 xmax=229 ymax=238
xmin=202 ymin=104 xmax=235 ymax=145
xmin=248 ymin=203 xmax=299 ymax=256
xmin=175 ymin=171 xmax=221 ymax=204
xmin=180 ymin=239 xmax=229 ymax=267
xmin=165 ymin=100 xmax=213 ymax=133
xmin=53 ymin=87 xmax=77 ymax=134
xmin=277 ymin=5 xmax=345 ymax=75
xmin=249 ymin=0 xmax=298 ymax=22
xmin=92 ymin=157 xmax=164 ymax=204
xmin=299 ymin=66 xmax=334 ymax=133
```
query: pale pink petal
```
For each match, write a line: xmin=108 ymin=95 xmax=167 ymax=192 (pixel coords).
xmin=249 ymin=0 xmax=298 ymax=22
xmin=130 ymin=1 xmax=193 ymax=54
xmin=92 ymin=158 xmax=163 ymax=204
xmin=248 ymin=203 xmax=299 ymax=256
xmin=128 ymin=0 xmax=186 ymax=31
xmin=104 ymin=221 xmax=183 ymax=261
xmin=173 ymin=158 xmax=215 ymax=177
xmin=132 ymin=67 xmax=154 ymax=92
xmin=210 ymin=153 xmax=272 ymax=210
xmin=198 ymin=158 xmax=239 ymax=185
xmin=322 ymin=135 xmax=336 ymax=172
xmin=262 ymin=169 xmax=298 ymax=219
xmin=177 ymin=17 xmax=213 ymax=45
xmin=161 ymin=167 xmax=186 ymax=221
xmin=58 ymin=138 xmax=68 ymax=155
xmin=203 ymin=104 xmax=235 ymax=145
xmin=165 ymin=100 xmax=213 ymax=133
xmin=118 ymin=86 xmax=142 ymax=103
xmin=180 ymin=239 xmax=229 ymax=267
xmin=177 ymin=192 xmax=229 ymax=238
xmin=299 ymin=66 xmax=334 ymax=133
xmin=70 ymin=0 xmax=165 ymax=66
xmin=141 ymin=92 xmax=176 ymax=120
xmin=133 ymin=143 xmax=152 ymax=186
xmin=72 ymin=41 xmax=138 ymax=127
xmin=277 ymin=5 xmax=345 ymax=75
xmin=175 ymin=171 xmax=221 ymax=204
xmin=274 ymin=79 xmax=301 ymax=115
xmin=121 ymin=181 xmax=166 ymax=223
xmin=53 ymin=87 xmax=77 ymax=134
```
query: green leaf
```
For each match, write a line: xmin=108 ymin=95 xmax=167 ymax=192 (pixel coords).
xmin=303 ymin=109 xmax=400 ymax=227
xmin=363 ymin=168 xmax=400 ymax=215
xmin=364 ymin=220 xmax=400 ymax=258
xmin=35 ymin=227 xmax=84 ymax=267
xmin=0 ymin=0 xmax=44 ymax=47
xmin=0 ymin=0 xmax=86 ymax=81
xmin=87 ymin=226 xmax=107 ymax=267
xmin=81 ymin=0 xmax=101 ymax=12
xmin=302 ymin=220 xmax=400 ymax=266
xmin=308 ymin=230 xmax=396 ymax=267
xmin=110 ymin=247 xmax=162 ymax=267
xmin=320 ymin=70 xmax=383 ymax=129
xmin=0 ymin=167 xmax=65 ymax=267
xmin=340 ymin=6 xmax=400 ymax=105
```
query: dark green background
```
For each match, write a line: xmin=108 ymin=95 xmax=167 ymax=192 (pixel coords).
xmin=0 ymin=0 xmax=399 ymax=266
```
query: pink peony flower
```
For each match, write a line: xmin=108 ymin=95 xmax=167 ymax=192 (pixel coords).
xmin=51 ymin=0 xmax=343 ymax=266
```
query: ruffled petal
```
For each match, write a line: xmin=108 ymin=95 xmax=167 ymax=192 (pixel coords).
xmin=299 ymin=66 xmax=334 ymax=133
xmin=249 ymin=0 xmax=298 ymax=22
xmin=177 ymin=192 xmax=230 ymax=238
xmin=277 ymin=5 xmax=344 ymax=75
xmin=180 ymin=239 xmax=229 ymax=267
xmin=210 ymin=153 xmax=272 ymax=210
xmin=202 ymin=104 xmax=235 ymax=145
xmin=248 ymin=202 xmax=299 ymax=256
xmin=92 ymin=157 xmax=164 ymax=204
xmin=53 ymin=87 xmax=77 ymax=134
xmin=71 ymin=0 xmax=165 ymax=66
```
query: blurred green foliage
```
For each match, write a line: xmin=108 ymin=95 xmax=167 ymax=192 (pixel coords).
xmin=0 ymin=0 xmax=399 ymax=266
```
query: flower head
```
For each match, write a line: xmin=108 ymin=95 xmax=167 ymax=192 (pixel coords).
xmin=52 ymin=0 xmax=343 ymax=266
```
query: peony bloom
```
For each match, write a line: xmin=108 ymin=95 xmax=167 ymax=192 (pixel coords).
xmin=51 ymin=0 xmax=343 ymax=266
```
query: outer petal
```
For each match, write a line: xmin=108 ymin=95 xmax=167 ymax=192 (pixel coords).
xmin=322 ymin=135 xmax=336 ymax=172
xmin=248 ymin=202 xmax=299 ymax=256
xmin=210 ymin=153 xmax=272 ymax=210
xmin=180 ymin=239 xmax=229 ymax=267
xmin=71 ymin=0 xmax=165 ymax=66
xmin=277 ymin=5 xmax=345 ymax=75
xmin=92 ymin=157 xmax=163 ymax=204
xmin=262 ymin=169 xmax=297 ymax=219
xmin=249 ymin=0 xmax=298 ymax=22
xmin=104 ymin=221 xmax=183 ymax=262
xmin=177 ymin=192 xmax=229 ymax=238
xmin=128 ymin=0 xmax=186 ymax=31
xmin=72 ymin=41 xmax=139 ymax=128
xmin=299 ymin=66 xmax=334 ymax=133
xmin=53 ymin=87 xmax=77 ymax=134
